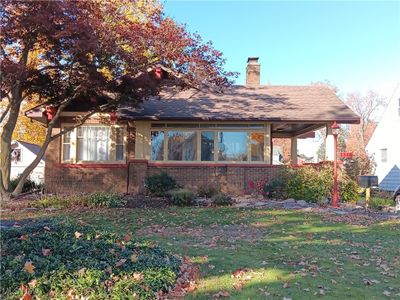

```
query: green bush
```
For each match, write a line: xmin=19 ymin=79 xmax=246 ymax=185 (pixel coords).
xmin=263 ymin=176 xmax=289 ymax=199
xmin=85 ymin=192 xmax=126 ymax=208
xmin=340 ymin=175 xmax=360 ymax=203
xmin=10 ymin=176 xmax=41 ymax=193
xmin=211 ymin=193 xmax=235 ymax=206
xmin=197 ymin=185 xmax=219 ymax=198
xmin=167 ymin=188 xmax=195 ymax=206
xmin=33 ymin=195 xmax=76 ymax=209
xmin=369 ymin=197 xmax=394 ymax=209
xmin=262 ymin=164 xmax=359 ymax=203
xmin=145 ymin=172 xmax=178 ymax=196
xmin=0 ymin=219 xmax=181 ymax=299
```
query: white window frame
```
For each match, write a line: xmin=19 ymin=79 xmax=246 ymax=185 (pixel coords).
xmin=150 ymin=123 xmax=267 ymax=163
xmin=61 ymin=124 xmax=127 ymax=164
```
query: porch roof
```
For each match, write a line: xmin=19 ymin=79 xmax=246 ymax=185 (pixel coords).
xmin=118 ymin=85 xmax=360 ymax=124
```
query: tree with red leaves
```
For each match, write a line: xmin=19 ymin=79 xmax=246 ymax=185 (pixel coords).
xmin=0 ymin=0 xmax=236 ymax=200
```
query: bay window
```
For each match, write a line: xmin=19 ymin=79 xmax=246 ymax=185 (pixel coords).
xmin=61 ymin=125 xmax=125 ymax=163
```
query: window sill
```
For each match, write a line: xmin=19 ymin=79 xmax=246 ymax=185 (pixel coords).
xmin=57 ymin=163 xmax=128 ymax=168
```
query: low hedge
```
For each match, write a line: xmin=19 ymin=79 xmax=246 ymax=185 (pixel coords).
xmin=263 ymin=164 xmax=360 ymax=203
xmin=167 ymin=188 xmax=195 ymax=206
xmin=145 ymin=172 xmax=178 ymax=196
xmin=33 ymin=192 xmax=126 ymax=209
xmin=0 ymin=219 xmax=181 ymax=299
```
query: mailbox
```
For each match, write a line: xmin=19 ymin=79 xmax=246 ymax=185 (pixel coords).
xmin=359 ymin=175 xmax=378 ymax=188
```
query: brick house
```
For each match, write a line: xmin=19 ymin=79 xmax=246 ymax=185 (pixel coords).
xmin=27 ymin=57 xmax=360 ymax=194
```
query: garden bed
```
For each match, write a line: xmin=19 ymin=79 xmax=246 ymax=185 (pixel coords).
xmin=0 ymin=218 xmax=188 ymax=299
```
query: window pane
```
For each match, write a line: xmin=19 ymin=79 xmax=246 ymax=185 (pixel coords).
xmin=115 ymin=127 xmax=124 ymax=144
xmin=151 ymin=131 xmax=164 ymax=160
xmin=116 ymin=145 xmax=124 ymax=161
xmin=62 ymin=144 xmax=71 ymax=161
xmin=218 ymin=132 xmax=248 ymax=161
xmin=64 ymin=130 xmax=72 ymax=143
xmin=201 ymin=131 xmax=214 ymax=161
xmin=77 ymin=126 xmax=110 ymax=161
xmin=168 ymin=131 xmax=197 ymax=161
xmin=250 ymin=133 xmax=264 ymax=161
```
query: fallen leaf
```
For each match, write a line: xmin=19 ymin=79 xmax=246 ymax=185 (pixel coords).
xmin=212 ymin=291 xmax=231 ymax=298
xmin=104 ymin=266 xmax=112 ymax=274
xmin=28 ymin=279 xmax=37 ymax=288
xmin=383 ymin=290 xmax=391 ymax=297
xmin=233 ymin=282 xmax=244 ymax=291
xmin=130 ymin=253 xmax=138 ymax=263
xmin=133 ymin=272 xmax=144 ymax=281
xmin=42 ymin=248 xmax=51 ymax=256
xmin=283 ymin=282 xmax=290 ymax=288
xmin=123 ymin=233 xmax=133 ymax=242
xmin=74 ymin=231 xmax=82 ymax=239
xmin=43 ymin=226 xmax=50 ymax=231
xmin=24 ymin=261 xmax=35 ymax=274
xmin=115 ymin=259 xmax=127 ymax=267
xmin=20 ymin=293 xmax=32 ymax=300
xmin=19 ymin=235 xmax=29 ymax=241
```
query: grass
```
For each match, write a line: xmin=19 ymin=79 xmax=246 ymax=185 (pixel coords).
xmin=369 ymin=197 xmax=395 ymax=210
xmin=1 ymin=207 xmax=399 ymax=299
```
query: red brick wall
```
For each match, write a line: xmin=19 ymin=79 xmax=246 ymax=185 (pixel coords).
xmin=45 ymin=125 xmax=130 ymax=194
xmin=128 ymin=161 xmax=281 ymax=195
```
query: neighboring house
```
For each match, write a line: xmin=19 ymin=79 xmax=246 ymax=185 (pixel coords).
xmin=27 ymin=57 xmax=360 ymax=194
xmin=10 ymin=140 xmax=45 ymax=184
xmin=366 ymin=84 xmax=400 ymax=191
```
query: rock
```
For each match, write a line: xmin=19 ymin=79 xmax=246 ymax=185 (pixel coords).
xmin=0 ymin=209 xmax=11 ymax=213
xmin=284 ymin=198 xmax=296 ymax=203
xmin=254 ymin=201 xmax=268 ymax=207
xmin=235 ymin=202 xmax=250 ymax=208
xmin=296 ymin=200 xmax=308 ymax=207
xmin=332 ymin=210 xmax=348 ymax=215
xmin=45 ymin=207 xmax=59 ymax=211
xmin=302 ymin=207 xmax=313 ymax=212
xmin=23 ymin=207 xmax=38 ymax=211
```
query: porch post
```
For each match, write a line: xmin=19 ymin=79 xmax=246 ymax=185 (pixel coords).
xmin=325 ymin=124 xmax=334 ymax=161
xmin=291 ymin=136 xmax=298 ymax=165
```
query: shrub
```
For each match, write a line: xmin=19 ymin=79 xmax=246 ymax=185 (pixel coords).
xmin=0 ymin=219 xmax=181 ymax=299
xmin=167 ymin=188 xmax=195 ymax=206
xmin=263 ymin=176 xmax=289 ymax=199
xmin=211 ymin=193 xmax=235 ymax=206
xmin=33 ymin=195 xmax=76 ymax=209
xmin=145 ymin=172 xmax=178 ymax=196
xmin=339 ymin=175 xmax=360 ymax=203
xmin=197 ymin=185 xmax=219 ymax=198
xmin=262 ymin=164 xmax=360 ymax=203
xmin=9 ymin=176 xmax=41 ymax=193
xmin=85 ymin=192 xmax=126 ymax=208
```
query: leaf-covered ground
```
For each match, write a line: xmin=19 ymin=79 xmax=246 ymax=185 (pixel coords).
xmin=2 ymin=207 xmax=400 ymax=299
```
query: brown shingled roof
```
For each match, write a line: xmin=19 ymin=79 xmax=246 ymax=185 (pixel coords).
xmin=118 ymin=85 xmax=360 ymax=124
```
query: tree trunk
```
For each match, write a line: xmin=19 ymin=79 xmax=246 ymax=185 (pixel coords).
xmin=0 ymin=89 xmax=23 ymax=195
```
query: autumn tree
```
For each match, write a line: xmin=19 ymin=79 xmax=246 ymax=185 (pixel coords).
xmin=344 ymin=90 xmax=385 ymax=177
xmin=0 ymin=0 xmax=235 ymax=201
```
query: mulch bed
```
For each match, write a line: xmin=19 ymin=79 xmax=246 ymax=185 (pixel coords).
xmin=123 ymin=194 xmax=169 ymax=208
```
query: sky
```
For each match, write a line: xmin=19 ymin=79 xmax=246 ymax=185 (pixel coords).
xmin=163 ymin=0 xmax=400 ymax=158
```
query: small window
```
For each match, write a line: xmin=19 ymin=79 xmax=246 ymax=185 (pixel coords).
xmin=218 ymin=132 xmax=248 ymax=161
xmin=62 ymin=131 xmax=72 ymax=161
xmin=11 ymin=149 xmax=22 ymax=162
xmin=115 ymin=127 xmax=125 ymax=161
xmin=381 ymin=148 xmax=387 ymax=163
xmin=167 ymin=131 xmax=197 ymax=161
xmin=151 ymin=131 xmax=165 ymax=161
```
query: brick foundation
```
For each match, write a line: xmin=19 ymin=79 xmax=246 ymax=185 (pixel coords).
xmin=127 ymin=161 xmax=281 ymax=195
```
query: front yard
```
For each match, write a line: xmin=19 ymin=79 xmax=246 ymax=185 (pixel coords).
xmin=1 ymin=206 xmax=399 ymax=299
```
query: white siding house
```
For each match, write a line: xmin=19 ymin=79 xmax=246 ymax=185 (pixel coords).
xmin=366 ymin=84 xmax=400 ymax=191
xmin=10 ymin=140 xmax=45 ymax=184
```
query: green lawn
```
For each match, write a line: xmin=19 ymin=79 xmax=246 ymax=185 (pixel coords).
xmin=2 ymin=207 xmax=400 ymax=299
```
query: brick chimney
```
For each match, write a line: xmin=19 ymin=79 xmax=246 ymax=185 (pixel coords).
xmin=246 ymin=57 xmax=260 ymax=86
